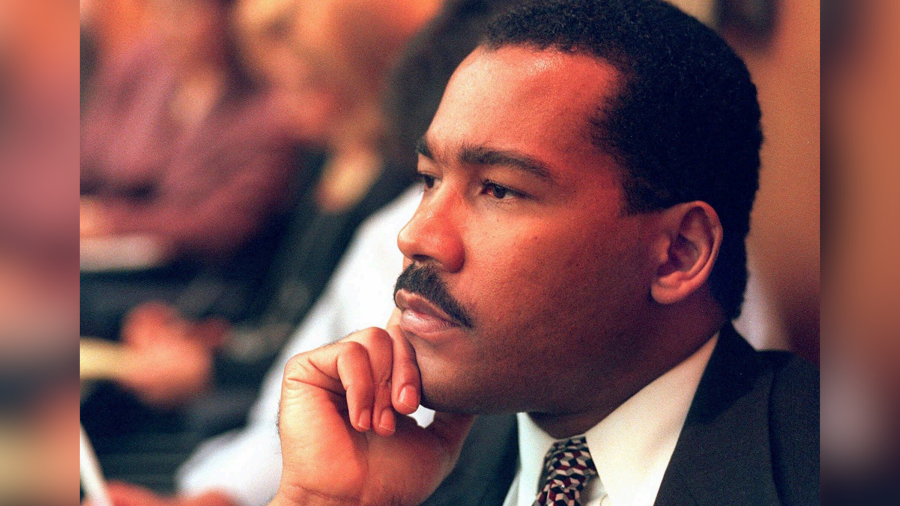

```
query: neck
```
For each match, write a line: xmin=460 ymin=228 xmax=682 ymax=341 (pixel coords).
xmin=530 ymin=294 xmax=725 ymax=439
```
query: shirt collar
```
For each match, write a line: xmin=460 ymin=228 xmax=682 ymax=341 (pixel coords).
xmin=515 ymin=333 xmax=718 ymax=506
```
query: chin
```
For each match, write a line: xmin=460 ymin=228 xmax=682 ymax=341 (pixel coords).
xmin=418 ymin=371 xmax=520 ymax=415
xmin=418 ymin=371 xmax=483 ymax=414
xmin=419 ymin=395 xmax=482 ymax=415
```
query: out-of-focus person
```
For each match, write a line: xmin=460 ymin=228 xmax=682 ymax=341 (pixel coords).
xmin=80 ymin=0 xmax=442 ymax=495
xmin=80 ymin=0 xmax=298 ymax=263
xmin=99 ymin=0 xmax=441 ymax=409
xmin=78 ymin=0 xmax=306 ymax=489
xmin=78 ymin=0 xmax=312 ymax=348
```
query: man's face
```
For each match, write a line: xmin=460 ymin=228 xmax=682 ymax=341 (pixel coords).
xmin=395 ymin=46 xmax=663 ymax=417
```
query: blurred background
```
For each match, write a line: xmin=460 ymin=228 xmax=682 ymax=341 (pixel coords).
xmin=0 ymin=0 xmax=79 ymax=503
xmin=0 ymin=0 xmax=872 ymax=502
xmin=820 ymin=0 xmax=900 ymax=502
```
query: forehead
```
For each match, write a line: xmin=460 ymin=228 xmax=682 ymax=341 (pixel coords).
xmin=425 ymin=46 xmax=622 ymax=174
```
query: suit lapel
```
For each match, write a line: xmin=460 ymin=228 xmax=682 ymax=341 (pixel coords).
xmin=654 ymin=324 xmax=781 ymax=506
xmin=421 ymin=326 xmax=783 ymax=506
xmin=422 ymin=414 xmax=519 ymax=506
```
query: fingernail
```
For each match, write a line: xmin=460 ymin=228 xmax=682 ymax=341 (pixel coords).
xmin=358 ymin=409 xmax=371 ymax=431
xmin=378 ymin=408 xmax=395 ymax=434
xmin=399 ymin=385 xmax=417 ymax=410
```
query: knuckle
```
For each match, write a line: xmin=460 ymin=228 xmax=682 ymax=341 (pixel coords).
xmin=338 ymin=340 xmax=367 ymax=359
xmin=282 ymin=353 xmax=315 ymax=384
xmin=363 ymin=328 xmax=393 ymax=354
xmin=349 ymin=327 xmax=390 ymax=347
xmin=363 ymin=326 xmax=391 ymax=340
xmin=283 ymin=353 xmax=307 ymax=375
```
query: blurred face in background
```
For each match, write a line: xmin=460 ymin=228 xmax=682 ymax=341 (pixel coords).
xmin=234 ymin=0 xmax=440 ymax=144
xmin=147 ymin=0 xmax=227 ymax=67
xmin=235 ymin=0 xmax=341 ymax=143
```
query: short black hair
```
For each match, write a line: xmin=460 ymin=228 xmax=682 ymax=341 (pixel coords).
xmin=485 ymin=0 xmax=762 ymax=319
xmin=381 ymin=0 xmax=525 ymax=180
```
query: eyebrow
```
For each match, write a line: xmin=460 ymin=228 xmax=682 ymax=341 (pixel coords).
xmin=415 ymin=137 xmax=434 ymax=159
xmin=416 ymin=137 xmax=556 ymax=183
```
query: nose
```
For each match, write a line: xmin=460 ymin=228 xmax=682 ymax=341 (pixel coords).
xmin=397 ymin=190 xmax=465 ymax=273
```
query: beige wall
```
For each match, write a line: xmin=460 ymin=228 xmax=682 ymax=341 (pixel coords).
xmin=728 ymin=0 xmax=821 ymax=363
xmin=829 ymin=0 xmax=900 ymax=386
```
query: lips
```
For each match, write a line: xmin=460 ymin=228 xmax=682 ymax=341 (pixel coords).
xmin=395 ymin=289 xmax=463 ymax=337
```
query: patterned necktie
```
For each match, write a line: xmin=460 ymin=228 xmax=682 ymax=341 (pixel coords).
xmin=533 ymin=436 xmax=598 ymax=506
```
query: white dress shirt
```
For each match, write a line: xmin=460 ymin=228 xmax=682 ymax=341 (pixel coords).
xmin=502 ymin=334 xmax=718 ymax=506
xmin=178 ymin=185 xmax=425 ymax=506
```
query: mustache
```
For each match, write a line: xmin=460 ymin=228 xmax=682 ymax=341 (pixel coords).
xmin=393 ymin=264 xmax=474 ymax=328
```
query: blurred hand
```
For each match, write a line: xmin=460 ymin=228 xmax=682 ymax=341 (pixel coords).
xmin=271 ymin=323 xmax=474 ymax=506
xmin=83 ymin=482 xmax=237 ymax=506
xmin=80 ymin=199 xmax=111 ymax=238
xmin=117 ymin=302 xmax=228 ymax=408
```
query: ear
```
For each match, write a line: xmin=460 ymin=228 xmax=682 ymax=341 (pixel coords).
xmin=650 ymin=202 xmax=723 ymax=305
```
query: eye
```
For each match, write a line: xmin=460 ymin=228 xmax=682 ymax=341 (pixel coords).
xmin=482 ymin=181 xmax=515 ymax=200
xmin=418 ymin=173 xmax=437 ymax=189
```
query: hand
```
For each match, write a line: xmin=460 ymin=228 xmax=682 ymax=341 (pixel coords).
xmin=80 ymin=199 xmax=110 ymax=238
xmin=117 ymin=302 xmax=227 ymax=407
xmin=272 ymin=324 xmax=475 ymax=506
xmin=83 ymin=482 xmax=237 ymax=506
xmin=83 ymin=482 xmax=169 ymax=506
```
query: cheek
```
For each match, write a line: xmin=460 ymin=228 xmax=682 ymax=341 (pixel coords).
xmin=471 ymin=222 xmax=647 ymax=326
xmin=461 ymin=230 xmax=585 ymax=325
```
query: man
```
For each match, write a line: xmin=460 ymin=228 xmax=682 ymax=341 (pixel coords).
xmin=269 ymin=1 xmax=818 ymax=506
xmin=91 ymin=1 xmax=519 ymax=505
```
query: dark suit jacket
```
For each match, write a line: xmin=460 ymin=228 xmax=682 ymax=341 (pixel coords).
xmin=422 ymin=324 xmax=819 ymax=506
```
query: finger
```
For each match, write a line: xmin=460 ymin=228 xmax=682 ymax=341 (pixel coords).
xmin=284 ymin=341 xmax=375 ymax=432
xmin=103 ymin=481 xmax=157 ymax=506
xmin=386 ymin=325 xmax=421 ymax=415
xmin=334 ymin=341 xmax=376 ymax=432
xmin=348 ymin=328 xmax=397 ymax=436
xmin=122 ymin=302 xmax=180 ymax=346
xmin=121 ymin=306 xmax=154 ymax=347
xmin=127 ymin=301 xmax=175 ymax=328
